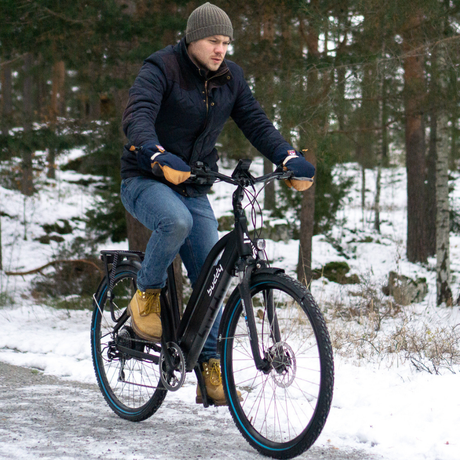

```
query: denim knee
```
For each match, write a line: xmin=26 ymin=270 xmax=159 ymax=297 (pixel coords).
xmin=158 ymin=210 xmax=193 ymax=242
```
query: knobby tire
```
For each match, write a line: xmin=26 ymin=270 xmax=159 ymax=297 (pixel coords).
xmin=220 ymin=273 xmax=334 ymax=459
xmin=91 ymin=262 xmax=167 ymax=422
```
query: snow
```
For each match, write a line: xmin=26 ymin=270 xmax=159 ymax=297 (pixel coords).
xmin=1 ymin=154 xmax=460 ymax=459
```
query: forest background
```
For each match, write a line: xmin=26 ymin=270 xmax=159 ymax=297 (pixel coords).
xmin=1 ymin=0 xmax=460 ymax=306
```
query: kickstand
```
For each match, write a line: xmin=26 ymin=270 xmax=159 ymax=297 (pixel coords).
xmin=194 ymin=364 xmax=210 ymax=408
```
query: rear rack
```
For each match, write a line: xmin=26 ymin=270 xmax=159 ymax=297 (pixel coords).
xmin=99 ymin=250 xmax=145 ymax=322
xmin=100 ymin=249 xmax=145 ymax=264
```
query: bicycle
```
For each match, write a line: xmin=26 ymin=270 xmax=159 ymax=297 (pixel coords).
xmin=91 ymin=159 xmax=334 ymax=459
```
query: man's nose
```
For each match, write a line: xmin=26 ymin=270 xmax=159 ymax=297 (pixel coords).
xmin=215 ymin=44 xmax=225 ymax=55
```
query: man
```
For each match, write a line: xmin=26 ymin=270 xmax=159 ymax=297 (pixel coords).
xmin=120 ymin=2 xmax=315 ymax=406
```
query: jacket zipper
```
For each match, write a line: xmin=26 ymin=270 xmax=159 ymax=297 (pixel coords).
xmin=203 ymin=69 xmax=227 ymax=127
xmin=205 ymin=80 xmax=209 ymax=116
xmin=190 ymin=68 xmax=230 ymax=166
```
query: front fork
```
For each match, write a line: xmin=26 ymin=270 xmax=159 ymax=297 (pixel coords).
xmin=237 ymin=262 xmax=273 ymax=374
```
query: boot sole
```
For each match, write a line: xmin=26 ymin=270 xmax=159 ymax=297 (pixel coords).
xmin=195 ymin=395 xmax=227 ymax=406
xmin=196 ymin=393 xmax=243 ymax=406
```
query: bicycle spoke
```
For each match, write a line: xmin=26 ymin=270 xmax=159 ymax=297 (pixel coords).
xmin=222 ymin=274 xmax=333 ymax=457
xmin=91 ymin=265 xmax=167 ymax=421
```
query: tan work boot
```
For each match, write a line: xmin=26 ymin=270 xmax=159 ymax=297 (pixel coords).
xmin=196 ymin=358 xmax=242 ymax=406
xmin=128 ymin=289 xmax=162 ymax=342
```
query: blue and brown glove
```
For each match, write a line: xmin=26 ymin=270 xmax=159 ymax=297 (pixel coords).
xmin=274 ymin=149 xmax=315 ymax=191
xmin=140 ymin=142 xmax=191 ymax=185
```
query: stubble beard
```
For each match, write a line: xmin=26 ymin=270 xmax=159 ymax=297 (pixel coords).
xmin=192 ymin=51 xmax=222 ymax=72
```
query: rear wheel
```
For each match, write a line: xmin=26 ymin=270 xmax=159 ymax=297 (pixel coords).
xmin=91 ymin=262 xmax=167 ymax=421
xmin=220 ymin=273 xmax=334 ymax=459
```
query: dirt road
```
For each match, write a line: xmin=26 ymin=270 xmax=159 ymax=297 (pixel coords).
xmin=0 ymin=361 xmax=382 ymax=460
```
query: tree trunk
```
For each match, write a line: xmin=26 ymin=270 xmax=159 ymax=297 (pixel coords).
xmin=427 ymin=111 xmax=437 ymax=255
xmin=34 ymin=54 xmax=49 ymax=122
xmin=260 ymin=5 xmax=276 ymax=212
xmin=374 ymin=159 xmax=382 ymax=233
xmin=381 ymin=67 xmax=389 ymax=162
xmin=0 ymin=215 xmax=2 ymax=271
xmin=361 ymin=163 xmax=366 ymax=229
xmin=449 ymin=65 xmax=458 ymax=167
xmin=48 ymin=60 xmax=66 ymax=179
xmin=426 ymin=48 xmax=438 ymax=256
xmin=402 ymin=14 xmax=428 ymax=263
xmin=436 ymin=113 xmax=452 ymax=306
xmin=297 ymin=2 xmax=330 ymax=285
xmin=298 ymin=150 xmax=317 ymax=285
xmin=126 ymin=212 xmax=151 ymax=252
xmin=22 ymin=53 xmax=34 ymax=197
xmin=333 ymin=0 xmax=348 ymax=132
xmin=51 ymin=60 xmax=66 ymax=118
xmin=263 ymin=158 xmax=275 ymax=210
xmin=1 ymin=61 xmax=13 ymax=136
xmin=87 ymin=63 xmax=101 ymax=120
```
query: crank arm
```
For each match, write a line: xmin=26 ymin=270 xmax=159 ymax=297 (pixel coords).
xmin=160 ymin=335 xmax=176 ymax=373
xmin=116 ymin=344 xmax=160 ymax=364
xmin=194 ymin=364 xmax=210 ymax=408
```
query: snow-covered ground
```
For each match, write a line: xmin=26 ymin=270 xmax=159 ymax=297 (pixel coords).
xmin=1 ymin=152 xmax=460 ymax=460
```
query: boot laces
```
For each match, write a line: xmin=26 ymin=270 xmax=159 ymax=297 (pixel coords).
xmin=209 ymin=361 xmax=222 ymax=387
xmin=138 ymin=290 xmax=161 ymax=316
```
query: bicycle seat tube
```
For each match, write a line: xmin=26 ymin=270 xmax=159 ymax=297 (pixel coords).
xmin=179 ymin=184 xmax=253 ymax=372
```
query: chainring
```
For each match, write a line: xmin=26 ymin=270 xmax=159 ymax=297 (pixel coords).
xmin=159 ymin=342 xmax=186 ymax=392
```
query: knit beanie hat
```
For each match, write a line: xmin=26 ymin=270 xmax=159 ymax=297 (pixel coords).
xmin=186 ymin=2 xmax=233 ymax=44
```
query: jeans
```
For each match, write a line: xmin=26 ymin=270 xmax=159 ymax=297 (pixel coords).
xmin=120 ymin=176 xmax=220 ymax=362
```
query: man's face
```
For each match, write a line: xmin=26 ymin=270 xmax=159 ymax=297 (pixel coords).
xmin=188 ymin=35 xmax=230 ymax=72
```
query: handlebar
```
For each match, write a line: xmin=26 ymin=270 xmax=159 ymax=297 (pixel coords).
xmin=187 ymin=159 xmax=313 ymax=187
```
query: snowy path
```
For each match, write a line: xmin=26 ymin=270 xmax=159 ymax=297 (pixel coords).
xmin=0 ymin=361 xmax=379 ymax=460
xmin=1 ymin=304 xmax=460 ymax=459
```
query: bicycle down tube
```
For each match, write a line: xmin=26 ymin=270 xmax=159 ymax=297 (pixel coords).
xmin=178 ymin=231 xmax=239 ymax=371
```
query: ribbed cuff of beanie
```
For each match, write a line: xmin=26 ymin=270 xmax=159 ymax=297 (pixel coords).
xmin=186 ymin=24 xmax=233 ymax=43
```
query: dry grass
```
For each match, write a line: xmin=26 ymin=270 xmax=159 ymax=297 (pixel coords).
xmin=323 ymin=279 xmax=460 ymax=374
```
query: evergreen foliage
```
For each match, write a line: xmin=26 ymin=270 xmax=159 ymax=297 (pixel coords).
xmin=1 ymin=0 xmax=460 ymax=274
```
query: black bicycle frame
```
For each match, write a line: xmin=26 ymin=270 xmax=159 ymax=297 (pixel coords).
xmin=100 ymin=162 xmax=288 ymax=374
xmin=174 ymin=169 xmax=270 ymax=372
xmin=177 ymin=231 xmax=239 ymax=371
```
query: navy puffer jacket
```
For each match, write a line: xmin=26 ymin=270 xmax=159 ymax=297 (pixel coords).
xmin=121 ymin=38 xmax=293 ymax=196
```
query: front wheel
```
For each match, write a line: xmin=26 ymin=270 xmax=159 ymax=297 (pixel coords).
xmin=220 ymin=273 xmax=334 ymax=459
xmin=91 ymin=262 xmax=167 ymax=421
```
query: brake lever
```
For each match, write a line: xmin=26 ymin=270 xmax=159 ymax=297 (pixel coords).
xmin=187 ymin=162 xmax=213 ymax=184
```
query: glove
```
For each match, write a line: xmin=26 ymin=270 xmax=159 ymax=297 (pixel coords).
xmin=141 ymin=142 xmax=191 ymax=185
xmin=281 ymin=150 xmax=315 ymax=191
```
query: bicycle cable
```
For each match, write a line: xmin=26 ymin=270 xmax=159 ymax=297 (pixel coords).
xmin=242 ymin=182 xmax=270 ymax=261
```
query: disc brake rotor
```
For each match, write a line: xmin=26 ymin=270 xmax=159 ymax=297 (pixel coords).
xmin=267 ymin=341 xmax=296 ymax=388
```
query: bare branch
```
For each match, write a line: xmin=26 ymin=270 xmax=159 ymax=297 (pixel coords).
xmin=5 ymin=259 xmax=103 ymax=277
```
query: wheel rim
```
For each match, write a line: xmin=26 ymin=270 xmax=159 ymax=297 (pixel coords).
xmin=224 ymin=283 xmax=323 ymax=448
xmin=93 ymin=273 xmax=164 ymax=412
